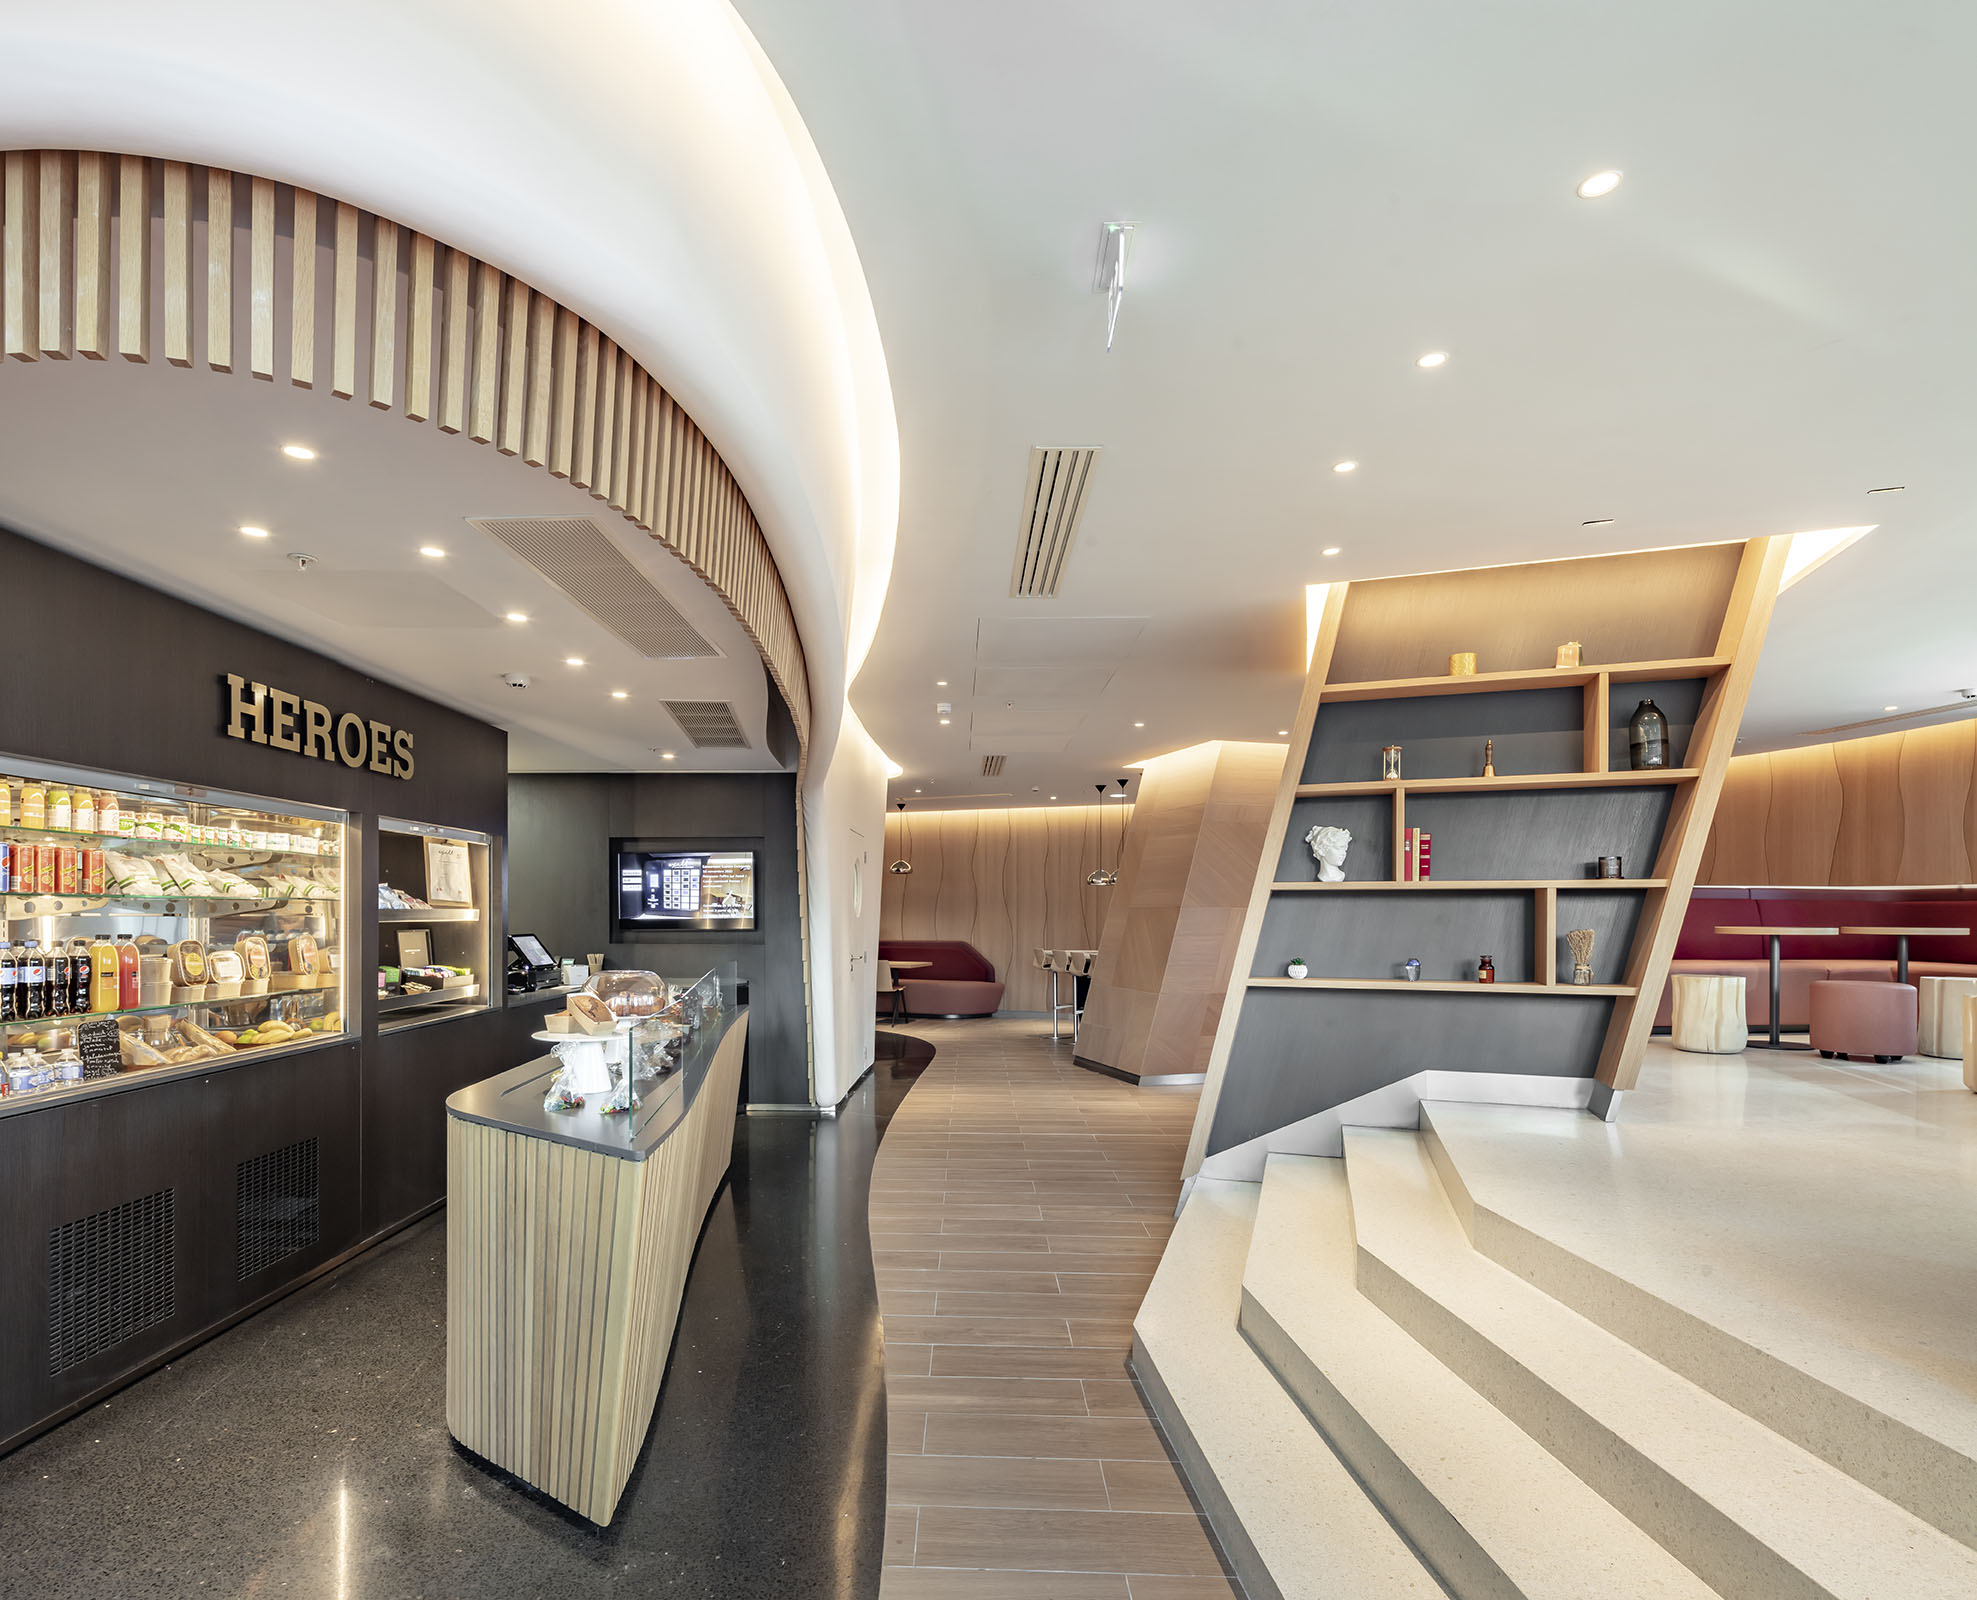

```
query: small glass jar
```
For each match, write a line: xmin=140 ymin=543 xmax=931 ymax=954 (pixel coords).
xmin=1477 ymin=955 xmax=1496 ymax=984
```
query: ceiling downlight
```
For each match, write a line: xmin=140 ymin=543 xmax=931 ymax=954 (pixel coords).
xmin=1010 ymin=446 xmax=1101 ymax=598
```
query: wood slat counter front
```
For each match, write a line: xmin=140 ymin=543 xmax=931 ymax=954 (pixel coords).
xmin=444 ymin=1002 xmax=749 ymax=1524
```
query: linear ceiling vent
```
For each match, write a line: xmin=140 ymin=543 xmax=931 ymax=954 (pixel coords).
xmin=468 ymin=517 xmax=719 ymax=659
xmin=664 ymin=700 xmax=750 ymax=749
xmin=1803 ymin=694 xmax=1977 ymax=737
xmin=1010 ymin=447 xmax=1101 ymax=598
xmin=980 ymin=755 xmax=1007 ymax=777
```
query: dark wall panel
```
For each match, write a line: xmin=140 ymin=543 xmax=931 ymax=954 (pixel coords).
xmin=1306 ymin=688 xmax=1585 ymax=785
xmin=1403 ymin=788 xmax=1673 ymax=883
xmin=1206 ymin=989 xmax=1612 ymax=1155
xmin=1254 ymin=891 xmax=1534 ymax=984
xmin=1278 ymin=795 xmax=1393 ymax=883
xmin=507 ymin=772 xmax=807 ymax=1104
xmin=1552 ymin=891 xmax=1647 ymax=986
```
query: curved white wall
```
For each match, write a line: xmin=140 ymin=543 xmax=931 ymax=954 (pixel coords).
xmin=1 ymin=0 xmax=899 ymax=1100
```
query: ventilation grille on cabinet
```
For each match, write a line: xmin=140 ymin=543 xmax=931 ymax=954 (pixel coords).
xmin=664 ymin=700 xmax=750 ymax=749
xmin=47 ymin=1189 xmax=176 ymax=1375
xmin=1010 ymin=447 xmax=1101 ymax=597
xmin=236 ymin=1138 xmax=321 ymax=1281
xmin=980 ymin=755 xmax=1007 ymax=777
xmin=468 ymin=517 xmax=720 ymax=659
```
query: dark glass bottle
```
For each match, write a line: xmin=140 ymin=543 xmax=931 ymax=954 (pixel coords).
xmin=1629 ymin=699 xmax=1670 ymax=770
xmin=70 ymin=939 xmax=92 ymax=1015
xmin=23 ymin=941 xmax=46 ymax=1020
xmin=0 ymin=941 xmax=14 ymax=1022
xmin=1477 ymin=955 xmax=1496 ymax=984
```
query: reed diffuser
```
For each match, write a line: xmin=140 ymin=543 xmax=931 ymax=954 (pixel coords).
xmin=1567 ymin=928 xmax=1596 ymax=986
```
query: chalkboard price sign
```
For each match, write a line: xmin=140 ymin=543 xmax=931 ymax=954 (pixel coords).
xmin=77 ymin=1017 xmax=121 ymax=1080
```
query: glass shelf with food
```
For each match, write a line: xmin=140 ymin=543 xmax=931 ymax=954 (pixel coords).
xmin=377 ymin=817 xmax=493 ymax=1032
xmin=0 ymin=755 xmax=349 ymax=1111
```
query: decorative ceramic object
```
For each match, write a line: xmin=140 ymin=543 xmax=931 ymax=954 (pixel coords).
xmin=1448 ymin=652 xmax=1478 ymax=677
xmin=1482 ymin=737 xmax=1496 ymax=778
xmin=1305 ymin=824 xmax=1352 ymax=882
xmin=1287 ymin=959 xmax=1309 ymax=980
xmin=1567 ymin=928 xmax=1596 ymax=986
xmin=1555 ymin=641 xmax=1582 ymax=668
xmin=1596 ymin=855 xmax=1624 ymax=879
xmin=1403 ymin=959 xmax=1422 ymax=982
xmin=1628 ymin=698 xmax=1670 ymax=769
xmin=1381 ymin=744 xmax=1402 ymax=780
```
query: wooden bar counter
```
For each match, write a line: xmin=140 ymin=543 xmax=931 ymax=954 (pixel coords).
xmin=444 ymin=992 xmax=748 ymax=1524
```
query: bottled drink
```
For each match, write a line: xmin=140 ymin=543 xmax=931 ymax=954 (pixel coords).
xmin=118 ymin=937 xmax=140 ymax=1010
xmin=19 ymin=779 xmax=46 ymax=831
xmin=98 ymin=790 xmax=120 ymax=837
xmin=48 ymin=785 xmax=71 ymax=831
xmin=1477 ymin=955 xmax=1496 ymax=985
xmin=70 ymin=939 xmax=93 ymax=1015
xmin=0 ymin=941 xmax=15 ymax=1022
xmin=90 ymin=937 xmax=118 ymax=1012
xmin=23 ymin=942 xmax=46 ymax=1020
xmin=50 ymin=945 xmax=71 ymax=1015
xmin=73 ymin=789 xmax=96 ymax=834
xmin=0 ymin=778 xmax=13 ymax=827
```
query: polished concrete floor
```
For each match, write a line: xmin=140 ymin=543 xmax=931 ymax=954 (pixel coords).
xmin=870 ymin=1016 xmax=1237 ymax=1600
xmin=0 ymin=1064 xmax=900 ymax=1598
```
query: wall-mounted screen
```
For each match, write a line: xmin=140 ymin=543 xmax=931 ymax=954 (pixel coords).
xmin=616 ymin=849 xmax=758 ymax=931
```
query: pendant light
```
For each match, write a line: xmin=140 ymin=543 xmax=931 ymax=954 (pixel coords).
xmin=1111 ymin=777 xmax=1130 ymax=884
xmin=1086 ymin=784 xmax=1112 ymax=886
xmin=888 ymin=800 xmax=913 ymax=875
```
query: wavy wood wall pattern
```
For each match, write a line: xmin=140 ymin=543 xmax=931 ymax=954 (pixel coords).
xmin=880 ymin=805 xmax=1133 ymax=1012
xmin=0 ymin=149 xmax=809 ymax=744
xmin=1701 ymin=718 xmax=1977 ymax=884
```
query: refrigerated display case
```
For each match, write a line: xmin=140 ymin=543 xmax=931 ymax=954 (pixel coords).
xmin=0 ymin=756 xmax=348 ymax=1106
xmin=376 ymin=817 xmax=493 ymax=1030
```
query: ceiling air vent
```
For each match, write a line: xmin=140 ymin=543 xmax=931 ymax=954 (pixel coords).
xmin=1802 ymin=698 xmax=1977 ymax=737
xmin=1010 ymin=447 xmax=1100 ymax=598
xmin=468 ymin=517 xmax=719 ymax=660
xmin=664 ymin=700 xmax=750 ymax=749
xmin=980 ymin=755 xmax=1007 ymax=777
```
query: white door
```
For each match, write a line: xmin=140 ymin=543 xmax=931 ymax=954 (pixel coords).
xmin=842 ymin=826 xmax=878 ymax=1078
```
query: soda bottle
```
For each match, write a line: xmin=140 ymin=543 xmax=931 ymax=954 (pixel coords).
xmin=50 ymin=945 xmax=71 ymax=1016
xmin=70 ymin=939 xmax=92 ymax=1015
xmin=0 ymin=941 xmax=15 ymax=1022
xmin=23 ymin=942 xmax=46 ymax=1020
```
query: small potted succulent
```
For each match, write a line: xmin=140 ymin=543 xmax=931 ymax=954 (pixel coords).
xmin=1286 ymin=956 xmax=1309 ymax=980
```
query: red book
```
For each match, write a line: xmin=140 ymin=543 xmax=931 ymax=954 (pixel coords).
xmin=1419 ymin=831 xmax=1432 ymax=881
xmin=1401 ymin=830 xmax=1416 ymax=882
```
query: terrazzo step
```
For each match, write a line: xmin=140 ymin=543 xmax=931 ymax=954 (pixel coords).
xmin=1239 ymin=1154 xmax=1721 ymax=1600
xmin=1344 ymin=1125 xmax=1977 ymax=1600
xmin=1418 ymin=1099 xmax=1977 ymax=1551
xmin=1129 ymin=1176 xmax=1444 ymax=1600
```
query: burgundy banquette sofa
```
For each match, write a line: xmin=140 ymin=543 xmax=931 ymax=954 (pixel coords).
xmin=879 ymin=940 xmax=1006 ymax=1018
xmin=1656 ymin=886 xmax=1977 ymax=1029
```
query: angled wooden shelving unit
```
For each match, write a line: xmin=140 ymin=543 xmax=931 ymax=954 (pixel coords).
xmin=1247 ymin=977 xmax=1638 ymax=997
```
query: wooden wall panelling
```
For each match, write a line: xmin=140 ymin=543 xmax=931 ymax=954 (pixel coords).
xmin=1707 ymin=755 xmax=1771 ymax=883
xmin=1830 ymin=733 xmax=1907 ymax=884
xmin=549 ymin=306 xmax=578 ymax=477
xmin=592 ymin=337 xmax=620 ymax=497
xmin=437 ymin=246 xmax=470 ymax=431
xmin=116 ymin=155 xmax=150 ymax=362
xmin=74 ymin=153 xmax=112 ymax=359
xmin=161 ymin=160 xmax=192 ymax=366
xmin=571 ymin=320 xmax=600 ymax=488
xmin=625 ymin=373 xmax=649 ymax=520
xmin=469 ymin=259 xmax=501 ymax=443
xmin=524 ymin=289 xmax=554 ymax=466
xmin=368 ymin=218 xmax=399 ymax=409
xmin=498 ymin=276 xmax=528 ymax=453
xmin=247 ymin=176 xmax=275 ymax=379
xmin=1897 ymin=726 xmax=1974 ymax=884
xmin=288 ymin=188 xmax=316 ymax=386
xmin=3 ymin=151 xmax=38 ymax=360
xmin=330 ymin=200 xmax=358 ymax=398
xmin=403 ymin=232 xmax=435 ymax=421
xmin=37 ymin=149 xmax=74 ymax=359
xmin=611 ymin=359 xmax=637 ymax=511
xmin=1760 ymin=743 xmax=1843 ymax=884
xmin=204 ymin=166 xmax=232 ymax=371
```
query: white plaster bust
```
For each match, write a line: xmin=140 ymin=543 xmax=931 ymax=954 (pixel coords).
xmin=1305 ymin=824 xmax=1351 ymax=882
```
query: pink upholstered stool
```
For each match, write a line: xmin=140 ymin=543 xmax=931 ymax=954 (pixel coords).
xmin=1808 ymin=980 xmax=1918 ymax=1063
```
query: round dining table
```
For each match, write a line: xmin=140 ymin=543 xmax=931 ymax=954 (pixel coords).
xmin=1713 ymin=926 xmax=1839 ymax=1050
xmin=881 ymin=959 xmax=932 ymax=1021
xmin=1837 ymin=926 xmax=1971 ymax=987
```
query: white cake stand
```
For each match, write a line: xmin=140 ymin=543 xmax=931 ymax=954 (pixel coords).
xmin=533 ymin=1021 xmax=634 ymax=1096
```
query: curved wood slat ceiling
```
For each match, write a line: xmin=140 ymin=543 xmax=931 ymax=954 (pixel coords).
xmin=0 ymin=149 xmax=810 ymax=746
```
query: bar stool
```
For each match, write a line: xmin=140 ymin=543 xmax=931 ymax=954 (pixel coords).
xmin=1063 ymin=950 xmax=1094 ymax=1041
xmin=876 ymin=959 xmax=906 ymax=1023
xmin=1034 ymin=948 xmax=1075 ymax=1039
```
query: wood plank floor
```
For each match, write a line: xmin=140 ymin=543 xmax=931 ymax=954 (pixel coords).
xmin=873 ymin=1017 xmax=1238 ymax=1600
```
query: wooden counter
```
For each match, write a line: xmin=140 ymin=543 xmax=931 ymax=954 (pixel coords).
xmin=444 ymin=1003 xmax=748 ymax=1524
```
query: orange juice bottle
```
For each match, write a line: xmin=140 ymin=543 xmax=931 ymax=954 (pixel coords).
xmin=90 ymin=937 xmax=120 ymax=1012
xmin=18 ymin=779 xmax=45 ymax=831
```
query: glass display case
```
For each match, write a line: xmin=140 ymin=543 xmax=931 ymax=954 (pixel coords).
xmin=0 ymin=756 xmax=348 ymax=1106
xmin=377 ymin=817 xmax=493 ymax=1030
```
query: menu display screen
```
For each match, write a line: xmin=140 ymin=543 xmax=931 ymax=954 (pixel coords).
xmin=616 ymin=849 xmax=757 ymax=931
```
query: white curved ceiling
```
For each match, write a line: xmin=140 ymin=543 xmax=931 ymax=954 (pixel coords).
xmin=734 ymin=0 xmax=1977 ymax=804
xmin=0 ymin=0 xmax=899 ymax=774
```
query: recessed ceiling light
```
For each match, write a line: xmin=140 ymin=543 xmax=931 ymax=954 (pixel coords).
xmin=1134 ymin=721 xmax=1145 ymax=728
xmin=610 ymin=690 xmax=628 ymax=699
xmin=1867 ymin=485 xmax=1905 ymax=495
xmin=280 ymin=443 xmax=316 ymax=461
xmin=939 ymin=718 xmax=951 ymax=725
xmin=1884 ymin=705 xmax=1899 ymax=712
xmin=914 ymin=788 xmax=922 ymax=794
xmin=659 ymin=751 xmax=676 ymax=760
xmin=936 ymin=680 xmax=948 ymax=686
xmin=1582 ymin=518 xmax=1615 ymax=528
xmin=504 ymin=611 xmax=529 ymax=623
xmin=1576 ymin=170 xmax=1622 ymax=199
xmin=1049 ymin=795 xmax=1057 ymax=801
xmin=1322 ymin=546 xmax=1341 ymax=557
xmin=564 ymin=656 xmax=585 ymax=667
xmin=239 ymin=524 xmax=270 ymax=539
xmin=1416 ymin=351 xmax=1448 ymax=369
xmin=1333 ymin=460 xmax=1357 ymax=474
xmin=1277 ymin=729 xmax=1289 ymax=736
xmin=419 ymin=545 xmax=445 ymax=559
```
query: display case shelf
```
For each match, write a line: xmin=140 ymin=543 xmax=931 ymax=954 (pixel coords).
xmin=378 ymin=984 xmax=480 ymax=1013
xmin=3 ymin=892 xmax=337 ymax=914
xmin=1246 ymin=977 xmax=1637 ymax=996
xmin=379 ymin=906 xmax=479 ymax=923
xmin=1295 ymin=770 xmax=1699 ymax=798
xmin=1271 ymin=878 xmax=1667 ymax=892
xmin=0 ymin=825 xmax=337 ymax=859
xmin=1316 ymin=657 xmax=1728 ymax=703
xmin=3 ymin=988 xmax=336 ymax=1029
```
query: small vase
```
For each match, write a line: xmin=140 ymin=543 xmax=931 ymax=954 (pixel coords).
xmin=1572 ymin=963 xmax=1593 ymax=986
xmin=1628 ymin=699 xmax=1670 ymax=770
xmin=1287 ymin=962 xmax=1309 ymax=980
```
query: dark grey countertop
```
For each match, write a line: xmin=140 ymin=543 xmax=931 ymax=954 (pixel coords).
xmin=446 ymin=1003 xmax=744 ymax=1162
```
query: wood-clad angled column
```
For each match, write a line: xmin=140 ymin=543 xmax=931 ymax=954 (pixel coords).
xmin=403 ymin=232 xmax=436 ymax=421
xmin=74 ymin=154 xmax=113 ymax=358
xmin=438 ymin=246 xmax=470 ymax=433
xmin=3 ymin=151 xmax=40 ymax=361
xmin=570 ymin=320 xmax=601 ymax=488
xmin=368 ymin=219 xmax=399 ymax=408
xmin=548 ymin=306 xmax=578 ymax=476
xmin=37 ymin=149 xmax=75 ymax=359
xmin=161 ymin=161 xmax=193 ymax=366
xmin=470 ymin=260 xmax=502 ymax=443
xmin=331 ymin=201 xmax=359 ymax=398
xmin=205 ymin=166 xmax=233 ymax=371
xmin=116 ymin=155 xmax=152 ymax=362
xmin=248 ymin=176 xmax=276 ymax=379
xmin=289 ymin=188 xmax=317 ymax=386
